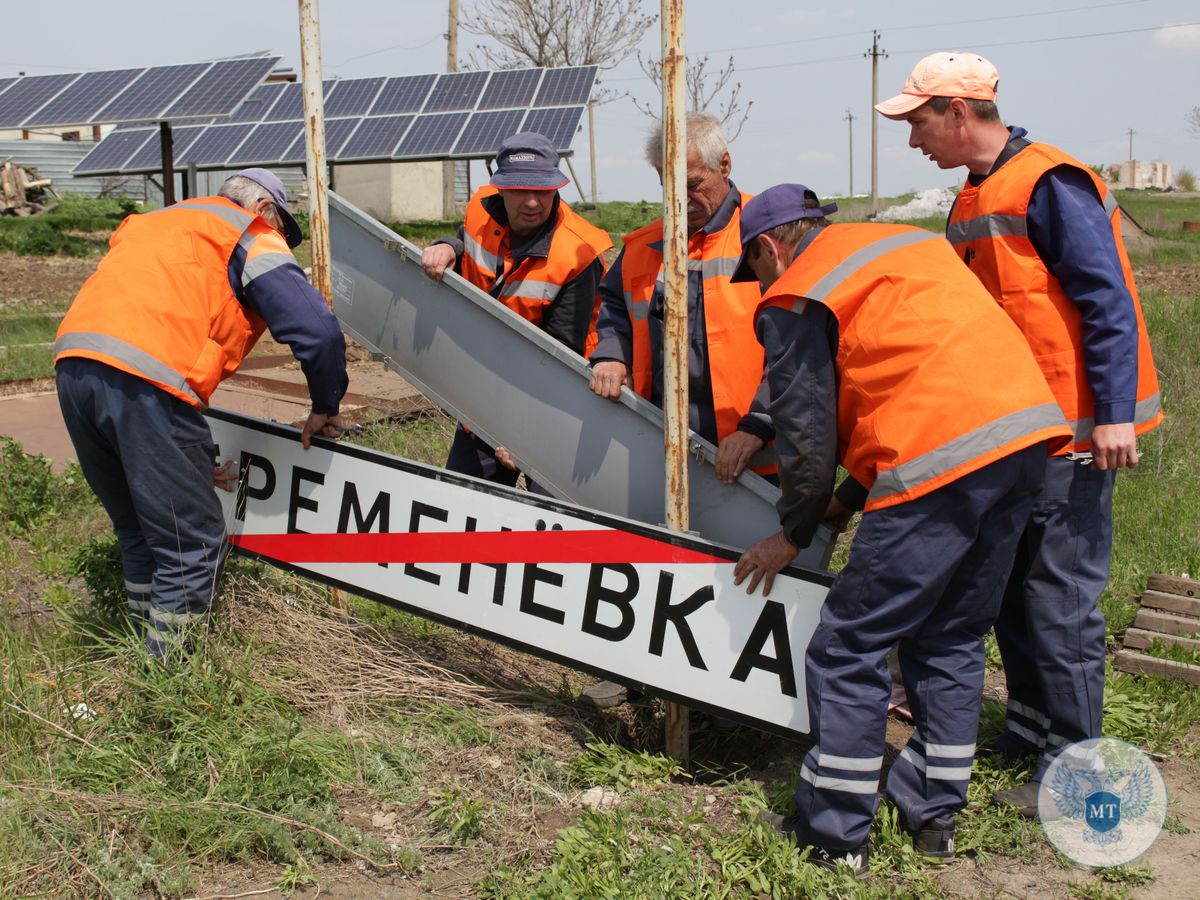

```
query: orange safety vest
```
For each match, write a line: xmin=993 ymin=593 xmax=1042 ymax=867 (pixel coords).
xmin=617 ymin=191 xmax=767 ymax=446
xmin=54 ymin=196 xmax=276 ymax=408
xmin=947 ymin=142 xmax=1162 ymax=452
xmin=459 ymin=186 xmax=612 ymax=357
xmin=758 ymin=224 xmax=1071 ymax=513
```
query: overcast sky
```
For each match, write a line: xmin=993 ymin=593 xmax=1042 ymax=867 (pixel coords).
xmin=8 ymin=0 xmax=1199 ymax=203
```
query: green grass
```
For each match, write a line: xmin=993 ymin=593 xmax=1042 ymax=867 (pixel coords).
xmin=0 ymin=194 xmax=137 ymax=257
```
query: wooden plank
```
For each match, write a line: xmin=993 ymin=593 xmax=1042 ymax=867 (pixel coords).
xmin=1114 ymin=649 xmax=1200 ymax=686
xmin=1133 ymin=608 xmax=1200 ymax=638
xmin=1122 ymin=627 xmax=1200 ymax=654
xmin=1147 ymin=573 xmax=1200 ymax=599
xmin=1139 ymin=590 xmax=1200 ymax=619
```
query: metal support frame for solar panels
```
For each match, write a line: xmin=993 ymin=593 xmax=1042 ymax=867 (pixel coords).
xmin=327 ymin=190 xmax=835 ymax=571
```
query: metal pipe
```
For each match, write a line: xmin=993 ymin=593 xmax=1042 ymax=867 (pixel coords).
xmin=299 ymin=0 xmax=332 ymax=306
xmin=298 ymin=0 xmax=344 ymax=612
xmin=158 ymin=121 xmax=175 ymax=206
xmin=661 ymin=0 xmax=690 ymax=766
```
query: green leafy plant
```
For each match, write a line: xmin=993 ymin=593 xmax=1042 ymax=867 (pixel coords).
xmin=70 ymin=536 xmax=126 ymax=620
xmin=429 ymin=789 xmax=485 ymax=843
xmin=567 ymin=740 xmax=687 ymax=790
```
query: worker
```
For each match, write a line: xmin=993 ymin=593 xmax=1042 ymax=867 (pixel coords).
xmin=421 ymin=131 xmax=612 ymax=491
xmin=583 ymin=111 xmax=773 ymax=709
xmin=731 ymin=184 xmax=1071 ymax=875
xmin=55 ymin=168 xmax=348 ymax=658
xmin=589 ymin=112 xmax=774 ymax=488
xmin=876 ymin=51 xmax=1163 ymax=817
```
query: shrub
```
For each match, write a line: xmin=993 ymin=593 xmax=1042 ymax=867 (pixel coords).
xmin=1177 ymin=168 xmax=1197 ymax=192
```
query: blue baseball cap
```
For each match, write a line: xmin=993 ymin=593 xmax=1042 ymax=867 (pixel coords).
xmin=730 ymin=184 xmax=838 ymax=282
xmin=490 ymin=132 xmax=569 ymax=191
xmin=234 ymin=167 xmax=304 ymax=248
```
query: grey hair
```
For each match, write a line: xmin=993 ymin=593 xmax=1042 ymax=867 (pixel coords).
xmin=644 ymin=111 xmax=729 ymax=171
xmin=218 ymin=175 xmax=273 ymax=210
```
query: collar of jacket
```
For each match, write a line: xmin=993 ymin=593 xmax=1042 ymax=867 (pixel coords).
xmin=648 ymin=179 xmax=742 ymax=252
xmin=968 ymin=125 xmax=1032 ymax=187
xmin=480 ymin=190 xmax=561 ymax=260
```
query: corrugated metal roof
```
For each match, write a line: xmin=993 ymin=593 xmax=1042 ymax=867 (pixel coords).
xmin=0 ymin=138 xmax=148 ymax=201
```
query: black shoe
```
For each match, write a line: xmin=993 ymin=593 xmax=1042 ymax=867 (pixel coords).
xmin=992 ymin=780 xmax=1056 ymax=820
xmin=757 ymin=812 xmax=870 ymax=879
xmin=909 ymin=815 xmax=956 ymax=861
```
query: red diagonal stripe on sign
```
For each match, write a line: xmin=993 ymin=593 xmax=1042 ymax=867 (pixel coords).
xmin=229 ymin=530 xmax=728 ymax=565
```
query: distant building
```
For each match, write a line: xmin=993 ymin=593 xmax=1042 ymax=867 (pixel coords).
xmin=1109 ymin=160 xmax=1174 ymax=190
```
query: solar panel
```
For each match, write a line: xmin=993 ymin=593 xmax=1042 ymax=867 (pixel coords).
xmin=369 ymin=74 xmax=436 ymax=115
xmin=533 ymin=67 xmax=596 ymax=107
xmin=176 ymin=122 xmax=255 ymax=166
xmin=15 ymin=69 xmax=140 ymax=127
xmin=338 ymin=115 xmax=413 ymax=161
xmin=163 ymin=57 xmax=278 ymax=118
xmin=0 ymin=73 xmax=80 ymax=128
xmin=95 ymin=63 xmax=209 ymax=122
xmin=228 ymin=120 xmax=304 ymax=166
xmin=280 ymin=116 xmax=361 ymax=163
xmin=424 ymin=71 xmax=488 ymax=112
xmin=325 ymin=77 xmax=384 ymax=117
xmin=478 ymin=69 xmax=542 ymax=111
xmin=520 ymin=106 xmax=585 ymax=151
xmin=264 ymin=79 xmax=338 ymax=122
xmin=0 ymin=77 xmax=17 ymax=98
xmin=121 ymin=124 xmax=208 ymax=172
xmin=74 ymin=128 xmax=155 ymax=174
xmin=395 ymin=112 xmax=469 ymax=158
xmin=453 ymin=108 xmax=527 ymax=156
xmin=226 ymin=83 xmax=286 ymax=123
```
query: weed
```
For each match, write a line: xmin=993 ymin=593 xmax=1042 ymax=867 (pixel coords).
xmin=567 ymin=740 xmax=687 ymax=790
xmin=275 ymin=857 xmax=319 ymax=893
xmin=0 ymin=439 xmax=88 ymax=531
xmin=1098 ymin=865 xmax=1155 ymax=886
xmin=429 ymin=789 xmax=485 ymax=843
xmin=70 ymin=536 xmax=126 ymax=620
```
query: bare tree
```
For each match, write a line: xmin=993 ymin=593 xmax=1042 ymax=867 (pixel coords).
xmin=632 ymin=54 xmax=753 ymax=142
xmin=1188 ymin=105 xmax=1200 ymax=137
xmin=461 ymin=0 xmax=654 ymax=75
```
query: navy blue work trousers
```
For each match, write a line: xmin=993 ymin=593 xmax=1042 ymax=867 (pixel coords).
xmin=994 ymin=454 xmax=1114 ymax=778
xmin=445 ymin=423 xmax=549 ymax=495
xmin=792 ymin=443 xmax=1047 ymax=850
xmin=56 ymin=358 xmax=227 ymax=650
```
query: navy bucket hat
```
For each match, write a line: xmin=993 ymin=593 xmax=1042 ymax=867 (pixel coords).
xmin=490 ymin=132 xmax=569 ymax=191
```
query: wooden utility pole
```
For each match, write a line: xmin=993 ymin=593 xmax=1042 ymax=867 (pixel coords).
xmin=661 ymin=0 xmax=690 ymax=767
xmin=298 ymin=0 xmax=344 ymax=612
xmin=865 ymin=30 xmax=886 ymax=217
xmin=587 ymin=100 xmax=599 ymax=205
xmin=845 ymin=108 xmax=854 ymax=198
xmin=1128 ymin=127 xmax=1136 ymax=189
xmin=443 ymin=0 xmax=460 ymax=218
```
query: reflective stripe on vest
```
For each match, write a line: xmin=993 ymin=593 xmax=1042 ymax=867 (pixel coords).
xmin=149 ymin=200 xmax=255 ymax=231
xmin=54 ymin=331 xmax=205 ymax=406
xmin=759 ymin=223 xmax=1070 ymax=511
xmin=946 ymin=142 xmax=1162 ymax=450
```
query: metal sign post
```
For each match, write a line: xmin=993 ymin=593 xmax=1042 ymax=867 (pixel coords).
xmin=661 ymin=0 xmax=690 ymax=766
xmin=298 ymin=0 xmax=344 ymax=611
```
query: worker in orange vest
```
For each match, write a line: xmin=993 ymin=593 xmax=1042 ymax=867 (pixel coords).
xmin=421 ymin=132 xmax=612 ymax=492
xmin=55 ymin=169 xmax=348 ymax=658
xmin=877 ymin=52 xmax=1163 ymax=817
xmin=731 ymin=184 xmax=1070 ymax=875
xmin=589 ymin=112 xmax=773 ymax=484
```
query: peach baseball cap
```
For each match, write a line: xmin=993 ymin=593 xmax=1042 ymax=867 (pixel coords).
xmin=875 ymin=51 xmax=999 ymax=119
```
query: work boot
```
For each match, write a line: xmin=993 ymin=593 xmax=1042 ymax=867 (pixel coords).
xmin=980 ymin=730 xmax=1040 ymax=761
xmin=990 ymin=781 xmax=1042 ymax=819
xmin=907 ymin=814 xmax=956 ymax=861
xmin=757 ymin=812 xmax=871 ymax=879
xmin=582 ymin=680 xmax=642 ymax=709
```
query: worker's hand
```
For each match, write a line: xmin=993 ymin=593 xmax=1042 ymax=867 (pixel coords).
xmin=589 ymin=360 xmax=631 ymax=401
xmin=732 ymin=530 xmax=798 ymax=597
xmin=213 ymin=460 xmax=238 ymax=493
xmin=714 ymin=431 xmax=765 ymax=484
xmin=421 ymin=243 xmax=457 ymax=281
xmin=823 ymin=495 xmax=855 ymax=532
xmin=1090 ymin=422 xmax=1139 ymax=470
xmin=494 ymin=446 xmax=518 ymax=471
xmin=300 ymin=412 xmax=347 ymax=449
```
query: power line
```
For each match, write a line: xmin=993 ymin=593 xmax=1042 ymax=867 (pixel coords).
xmin=892 ymin=19 xmax=1200 ymax=55
xmin=696 ymin=0 xmax=1155 ymax=56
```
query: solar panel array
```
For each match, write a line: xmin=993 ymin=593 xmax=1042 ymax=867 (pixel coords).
xmin=73 ymin=65 xmax=596 ymax=176
xmin=0 ymin=56 xmax=279 ymax=129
